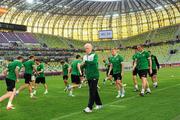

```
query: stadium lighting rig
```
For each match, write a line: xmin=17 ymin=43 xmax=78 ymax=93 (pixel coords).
xmin=87 ymin=0 xmax=122 ymax=1
xmin=26 ymin=0 xmax=34 ymax=4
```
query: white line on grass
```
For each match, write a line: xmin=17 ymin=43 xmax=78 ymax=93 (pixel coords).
xmin=51 ymin=84 xmax=180 ymax=120
xmin=109 ymin=105 xmax=126 ymax=108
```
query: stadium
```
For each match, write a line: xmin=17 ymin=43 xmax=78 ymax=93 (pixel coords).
xmin=0 ymin=0 xmax=180 ymax=120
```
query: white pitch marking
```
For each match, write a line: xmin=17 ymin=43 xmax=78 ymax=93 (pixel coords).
xmin=51 ymin=84 xmax=180 ymax=120
xmin=109 ymin=105 xmax=126 ymax=108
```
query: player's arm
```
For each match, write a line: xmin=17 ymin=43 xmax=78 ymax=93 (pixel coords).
xmin=15 ymin=66 xmax=20 ymax=82
xmin=21 ymin=65 xmax=25 ymax=72
xmin=121 ymin=62 xmax=124 ymax=76
xmin=77 ymin=63 xmax=82 ymax=76
xmin=108 ymin=63 xmax=112 ymax=76
xmin=148 ymin=56 xmax=152 ymax=74
xmin=38 ymin=67 xmax=44 ymax=74
xmin=68 ymin=67 xmax=72 ymax=78
xmin=32 ymin=64 xmax=37 ymax=73
xmin=155 ymin=56 xmax=160 ymax=70
xmin=3 ymin=68 xmax=8 ymax=76
xmin=132 ymin=60 xmax=137 ymax=71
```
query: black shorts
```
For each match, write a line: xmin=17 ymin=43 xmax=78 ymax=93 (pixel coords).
xmin=35 ymin=77 xmax=46 ymax=84
xmin=113 ymin=73 xmax=122 ymax=81
xmin=5 ymin=78 xmax=15 ymax=92
xmin=133 ymin=68 xmax=138 ymax=76
xmin=138 ymin=69 xmax=148 ymax=78
xmin=63 ymin=75 xmax=68 ymax=80
xmin=71 ymin=75 xmax=81 ymax=84
xmin=149 ymin=69 xmax=157 ymax=77
xmin=106 ymin=69 xmax=113 ymax=76
xmin=24 ymin=73 xmax=32 ymax=84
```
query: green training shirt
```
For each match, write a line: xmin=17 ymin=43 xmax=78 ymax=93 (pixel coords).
xmin=7 ymin=60 xmax=23 ymax=81
xmin=23 ymin=60 xmax=35 ymax=75
xmin=36 ymin=63 xmax=45 ymax=78
xmin=62 ymin=63 xmax=69 ymax=76
xmin=83 ymin=52 xmax=99 ymax=80
xmin=71 ymin=59 xmax=81 ymax=76
xmin=109 ymin=54 xmax=124 ymax=74
xmin=136 ymin=50 xmax=150 ymax=70
xmin=151 ymin=55 xmax=157 ymax=70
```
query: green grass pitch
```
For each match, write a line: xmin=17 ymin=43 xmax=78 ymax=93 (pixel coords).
xmin=0 ymin=67 xmax=180 ymax=120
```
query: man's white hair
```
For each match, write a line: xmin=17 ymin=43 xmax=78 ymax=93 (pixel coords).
xmin=84 ymin=43 xmax=93 ymax=49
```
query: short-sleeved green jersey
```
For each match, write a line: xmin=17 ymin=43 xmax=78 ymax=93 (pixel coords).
xmin=109 ymin=54 xmax=124 ymax=74
xmin=83 ymin=53 xmax=99 ymax=80
xmin=62 ymin=63 xmax=69 ymax=76
xmin=135 ymin=50 xmax=150 ymax=70
xmin=7 ymin=60 xmax=23 ymax=81
xmin=36 ymin=63 xmax=45 ymax=78
xmin=23 ymin=60 xmax=35 ymax=75
xmin=71 ymin=60 xmax=81 ymax=76
xmin=132 ymin=53 xmax=138 ymax=61
xmin=151 ymin=55 xmax=157 ymax=70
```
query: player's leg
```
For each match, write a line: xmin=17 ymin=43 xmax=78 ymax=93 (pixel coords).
xmin=29 ymin=82 xmax=34 ymax=98
xmin=84 ymin=80 xmax=93 ymax=112
xmin=119 ymin=79 xmax=125 ymax=98
xmin=42 ymin=77 xmax=48 ymax=94
xmin=132 ymin=69 xmax=139 ymax=91
xmin=63 ymin=75 xmax=69 ymax=86
xmin=152 ymin=75 xmax=158 ymax=88
xmin=103 ymin=69 xmax=109 ymax=84
xmin=16 ymin=73 xmax=29 ymax=94
xmin=103 ymin=70 xmax=113 ymax=84
xmin=31 ymin=75 xmax=36 ymax=90
xmin=139 ymin=70 xmax=150 ymax=96
xmin=140 ymin=77 xmax=151 ymax=96
xmin=33 ymin=78 xmax=39 ymax=95
xmin=87 ymin=80 xmax=96 ymax=110
xmin=16 ymin=84 xmax=28 ymax=94
xmin=0 ymin=92 xmax=12 ymax=102
xmin=0 ymin=79 xmax=13 ymax=102
xmin=93 ymin=79 xmax=103 ymax=110
xmin=140 ymin=77 xmax=147 ymax=96
xmin=151 ymin=70 xmax=158 ymax=88
xmin=145 ymin=78 xmax=151 ymax=94
xmin=63 ymin=75 xmax=70 ymax=91
xmin=68 ymin=75 xmax=76 ymax=96
xmin=114 ymin=74 xmax=121 ymax=98
xmin=6 ymin=88 xmax=16 ymax=110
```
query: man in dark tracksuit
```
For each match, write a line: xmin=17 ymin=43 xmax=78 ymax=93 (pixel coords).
xmin=83 ymin=43 xmax=102 ymax=113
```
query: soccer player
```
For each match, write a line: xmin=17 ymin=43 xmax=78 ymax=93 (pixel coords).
xmin=132 ymin=48 xmax=139 ymax=91
xmin=31 ymin=73 xmax=36 ymax=90
xmin=0 ymin=56 xmax=23 ymax=110
xmin=83 ymin=43 xmax=102 ymax=113
xmin=103 ymin=58 xmax=114 ymax=85
xmin=133 ymin=46 xmax=152 ymax=96
xmin=16 ymin=55 xmax=36 ymax=98
xmin=148 ymin=51 xmax=160 ymax=88
xmin=33 ymin=59 xmax=48 ymax=95
xmin=60 ymin=60 xmax=70 ymax=90
xmin=108 ymin=48 xmax=125 ymax=98
xmin=68 ymin=54 xmax=82 ymax=97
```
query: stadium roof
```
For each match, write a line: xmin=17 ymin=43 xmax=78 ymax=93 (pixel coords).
xmin=0 ymin=0 xmax=179 ymax=16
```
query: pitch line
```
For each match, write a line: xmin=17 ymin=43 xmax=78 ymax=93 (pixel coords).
xmin=51 ymin=84 xmax=180 ymax=120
